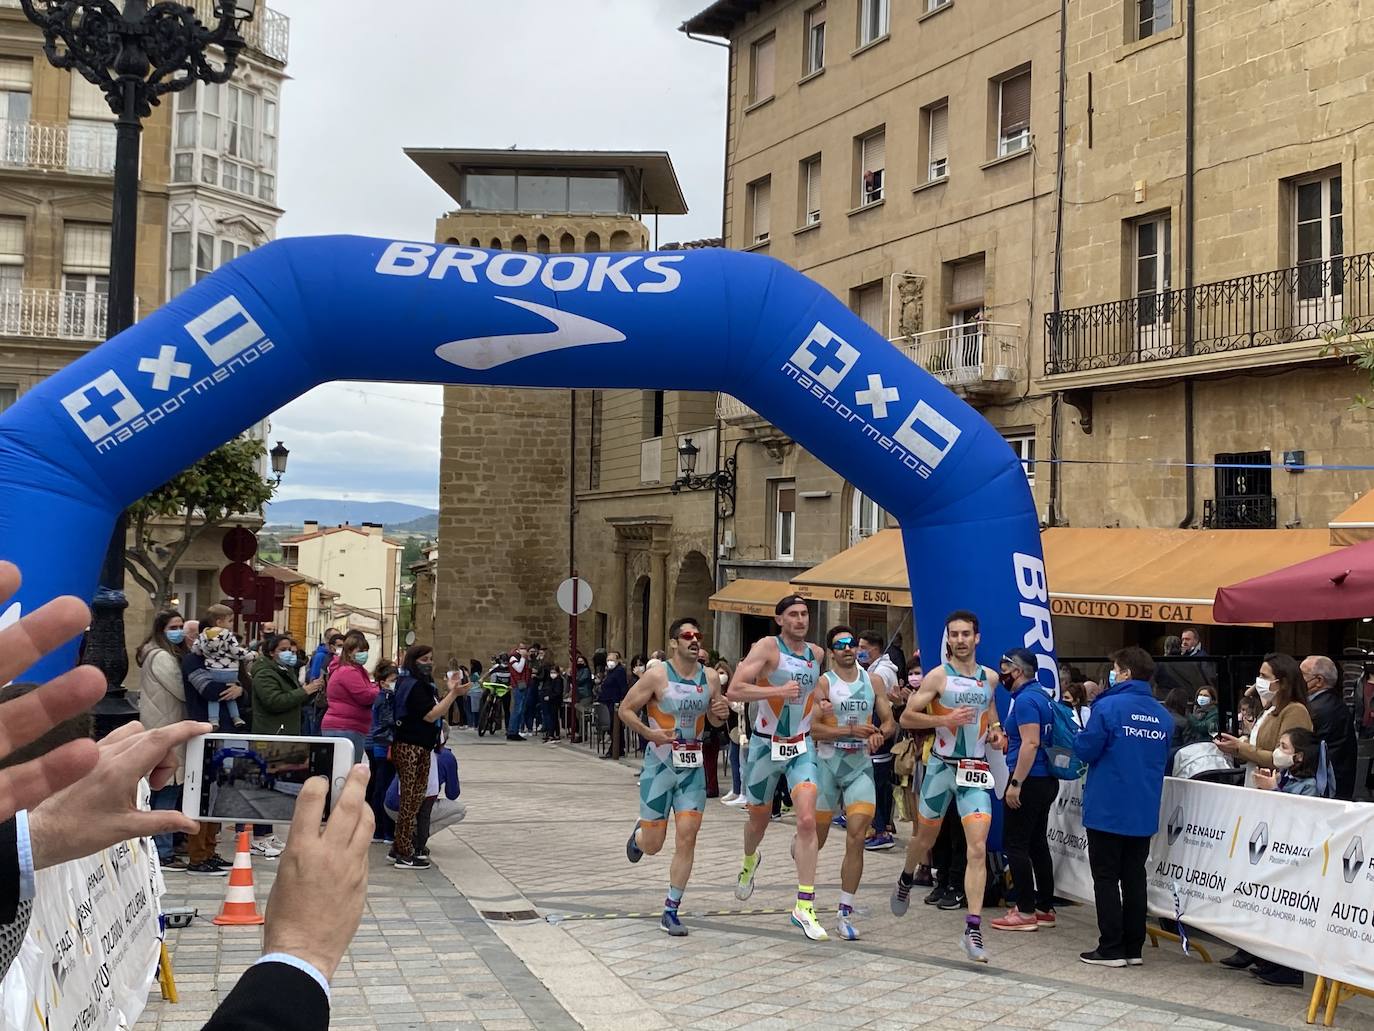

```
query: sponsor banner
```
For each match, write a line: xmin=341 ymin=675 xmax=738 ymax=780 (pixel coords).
xmin=1048 ymin=776 xmax=1374 ymax=992
xmin=1 ymin=830 xmax=164 ymax=1031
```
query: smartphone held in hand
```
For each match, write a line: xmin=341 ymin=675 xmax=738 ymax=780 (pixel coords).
xmin=181 ymin=733 xmax=354 ymax=824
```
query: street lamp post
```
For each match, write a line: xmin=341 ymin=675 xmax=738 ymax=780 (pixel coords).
xmin=21 ymin=1 xmax=254 ymax=732
xmin=670 ymin=436 xmax=737 ymax=518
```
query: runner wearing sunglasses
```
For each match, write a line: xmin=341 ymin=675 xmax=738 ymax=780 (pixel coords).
xmin=808 ymin=624 xmax=897 ymax=940
xmin=890 ymin=609 xmax=1006 ymax=963
xmin=726 ymin=594 xmax=829 ymax=941
xmin=619 ymin=617 xmax=729 ymax=936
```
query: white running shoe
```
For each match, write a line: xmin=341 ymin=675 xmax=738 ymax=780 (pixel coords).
xmin=250 ymin=837 xmax=282 ymax=859
xmin=735 ymin=851 xmax=761 ymax=900
xmin=724 ymin=795 xmax=749 ymax=807
xmin=836 ymin=908 xmax=860 ymax=941
xmin=962 ymin=924 xmax=989 ymax=963
xmin=791 ymin=905 xmax=829 ymax=941
xmin=719 ymin=792 xmax=739 ymax=804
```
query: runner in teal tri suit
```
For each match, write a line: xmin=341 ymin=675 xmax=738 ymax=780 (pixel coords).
xmin=618 ymin=617 xmax=728 ymax=937
xmin=809 ymin=625 xmax=897 ymax=940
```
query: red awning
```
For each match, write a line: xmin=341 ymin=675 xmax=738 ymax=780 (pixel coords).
xmin=1213 ymin=537 xmax=1374 ymax=623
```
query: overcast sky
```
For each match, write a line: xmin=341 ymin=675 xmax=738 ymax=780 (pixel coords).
xmin=267 ymin=0 xmax=727 ymax=509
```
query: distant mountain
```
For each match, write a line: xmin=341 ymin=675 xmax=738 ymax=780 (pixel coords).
xmin=266 ymin=499 xmax=437 ymax=528
xmin=391 ymin=512 xmax=439 ymax=536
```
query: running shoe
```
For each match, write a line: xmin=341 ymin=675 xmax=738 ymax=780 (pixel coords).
xmin=207 ymin=855 xmax=232 ymax=870
xmin=962 ymin=924 xmax=989 ymax=963
xmin=250 ymin=837 xmax=282 ymax=859
xmin=719 ymin=792 xmax=739 ymax=805
xmin=159 ymin=856 xmax=186 ymax=871
xmin=836 ymin=908 xmax=860 ymax=941
xmin=724 ymin=795 xmax=749 ymax=808
xmin=395 ymin=855 xmax=431 ymax=870
xmin=184 ymin=861 xmax=227 ymax=877
xmin=990 ymin=909 xmax=1039 ymax=932
xmin=626 ymin=821 xmax=644 ymax=864
xmin=924 ymin=884 xmax=950 ymax=905
xmin=791 ymin=905 xmax=829 ymax=941
xmin=938 ymin=892 xmax=969 ymax=911
xmin=1036 ymin=910 xmax=1057 ymax=928
xmin=1126 ymin=957 xmax=1143 ymax=967
xmin=913 ymin=864 xmax=935 ymax=887
xmin=864 ymin=832 xmax=895 ymax=851
xmin=831 ymin=813 xmax=847 ymax=827
xmin=890 ymin=876 xmax=913 ymax=916
xmin=659 ymin=910 xmax=688 ymax=937
xmin=734 ymin=851 xmax=761 ymax=900
xmin=1079 ymin=950 xmax=1126 ymax=968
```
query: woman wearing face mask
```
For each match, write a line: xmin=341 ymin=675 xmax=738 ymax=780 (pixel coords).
xmin=322 ymin=631 xmax=380 ymax=763
xmin=366 ymin=660 xmax=400 ymax=844
xmin=250 ymin=634 xmax=324 ymax=737
xmin=1186 ymin=686 xmax=1219 ymax=743
xmin=137 ymin=609 xmax=193 ymax=869
xmin=1253 ymin=728 xmax=1329 ymax=797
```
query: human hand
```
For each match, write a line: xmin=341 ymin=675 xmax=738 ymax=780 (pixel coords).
xmin=945 ymin=706 xmax=976 ymax=728
xmin=263 ymin=764 xmax=372 ymax=982
xmin=1005 ymin=784 xmax=1022 ymax=809
xmin=817 ymin=698 xmax=834 ymax=719
xmin=777 ymin=679 xmax=801 ymax=702
xmin=27 ymin=719 xmax=210 ymax=870
xmin=1214 ymin=733 xmax=1241 ymax=756
xmin=304 ymin=677 xmax=324 ymax=696
xmin=849 ymin=721 xmax=879 ymax=739
xmin=709 ymin=694 xmax=730 ymax=721
xmin=644 ymin=727 xmax=675 ymax=748
xmin=1253 ymin=768 xmax=1277 ymax=791
xmin=866 ymin=731 xmax=885 ymax=751
xmin=987 ymin=728 xmax=1007 ymax=752
xmin=0 ymin=560 xmax=103 ymax=822
xmin=218 ymin=683 xmax=244 ymax=702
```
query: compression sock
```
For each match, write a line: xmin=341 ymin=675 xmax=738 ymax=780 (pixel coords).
xmin=838 ymin=890 xmax=856 ymax=916
xmin=797 ymin=885 xmax=817 ymax=915
xmin=966 ymin=914 xmax=981 ymax=929
xmin=741 ymin=852 xmax=759 ymax=877
xmin=664 ymin=884 xmax=684 ymax=914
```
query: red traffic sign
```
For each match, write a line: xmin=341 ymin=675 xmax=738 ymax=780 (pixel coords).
xmin=222 ymin=526 xmax=259 ymax=563
xmin=219 ymin=561 xmax=256 ymax=599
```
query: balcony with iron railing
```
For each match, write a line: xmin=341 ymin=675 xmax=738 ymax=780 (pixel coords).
xmin=1203 ymin=495 xmax=1278 ymax=530
xmin=1044 ymin=253 xmax=1374 ymax=383
xmin=192 ymin=1 xmax=290 ymax=63
xmin=896 ymin=322 xmax=1026 ymax=397
xmin=0 ymin=120 xmax=117 ymax=176
xmin=0 ymin=288 xmax=137 ymax=341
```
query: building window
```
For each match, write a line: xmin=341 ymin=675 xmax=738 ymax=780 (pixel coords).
xmin=858 ymin=0 xmax=889 ymax=45
xmin=641 ymin=389 xmax=665 ymax=439
xmin=996 ymin=70 xmax=1032 ymax=157
xmin=171 ymin=228 xmax=253 ymax=298
xmin=1294 ymin=172 xmax=1343 ymax=315
xmin=926 ymin=0 xmax=952 ymax=11
xmin=774 ymin=480 xmax=796 ymax=560
xmin=749 ymin=33 xmax=775 ymax=104
xmin=850 ymin=281 xmax=885 ymax=334
xmin=800 ymin=155 xmax=821 ymax=225
xmin=859 ymin=128 xmax=885 ymax=205
xmin=851 ymin=489 xmax=884 ymax=545
xmin=925 ymin=102 xmax=949 ymax=182
xmin=0 ymin=216 xmax=22 ymax=296
xmin=68 ymin=76 xmax=115 ymax=175
xmin=588 ymin=389 xmax=603 ymax=489
xmin=804 ymin=3 xmax=826 ymax=75
xmin=61 ymin=222 xmax=110 ymax=338
xmin=948 ymin=257 xmax=985 ymax=323
xmin=1134 ymin=0 xmax=1172 ymax=40
xmin=0 ymin=57 xmax=32 ymax=165
xmin=1003 ymin=433 xmax=1036 ymax=485
xmin=1133 ymin=214 xmax=1172 ymax=357
xmin=0 ymin=383 xmax=15 ymax=413
xmin=172 ymin=81 xmax=277 ymax=201
xmin=1207 ymin=451 xmax=1276 ymax=529
xmin=747 ymin=176 xmax=771 ymax=244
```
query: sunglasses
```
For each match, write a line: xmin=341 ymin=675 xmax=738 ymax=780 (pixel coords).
xmin=677 ymin=630 xmax=703 ymax=642
xmin=831 ymin=637 xmax=857 ymax=650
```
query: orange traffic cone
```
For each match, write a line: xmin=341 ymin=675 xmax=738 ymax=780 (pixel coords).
xmin=212 ymin=830 xmax=265 ymax=926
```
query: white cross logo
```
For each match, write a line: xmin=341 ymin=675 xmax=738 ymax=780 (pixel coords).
xmin=138 ymin=345 xmax=192 ymax=392
xmin=854 ymin=373 xmax=900 ymax=419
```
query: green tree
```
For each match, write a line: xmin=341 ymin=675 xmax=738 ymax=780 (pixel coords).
xmin=1321 ymin=318 xmax=1374 ymax=407
xmin=126 ymin=437 xmax=276 ymax=610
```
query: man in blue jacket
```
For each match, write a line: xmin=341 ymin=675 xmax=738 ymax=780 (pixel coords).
xmin=1072 ymin=646 xmax=1170 ymax=968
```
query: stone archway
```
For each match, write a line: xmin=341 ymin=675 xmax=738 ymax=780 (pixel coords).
xmin=629 ymin=574 xmax=651 ymax=661
xmin=672 ymin=550 xmax=713 ymax=651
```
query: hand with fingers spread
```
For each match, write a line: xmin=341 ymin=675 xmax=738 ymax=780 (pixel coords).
xmin=0 ymin=560 xmax=104 ymax=823
xmin=263 ymin=764 xmax=373 ymax=982
xmin=27 ymin=719 xmax=211 ymax=870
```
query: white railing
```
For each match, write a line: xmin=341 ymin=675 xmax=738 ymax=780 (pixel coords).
xmin=896 ymin=322 xmax=1026 ymax=390
xmin=639 ymin=436 xmax=662 ymax=485
xmin=716 ymin=393 xmax=769 ymax=425
xmin=675 ymin=426 xmax=716 ymax=482
xmin=192 ymin=2 xmax=290 ymax=63
xmin=0 ymin=120 xmax=116 ymax=175
xmin=0 ymin=288 xmax=139 ymax=341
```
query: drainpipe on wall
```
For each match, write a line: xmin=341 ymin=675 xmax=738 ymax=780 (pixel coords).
xmin=1048 ymin=0 xmax=1069 ymax=527
xmin=1179 ymin=0 xmax=1198 ymax=529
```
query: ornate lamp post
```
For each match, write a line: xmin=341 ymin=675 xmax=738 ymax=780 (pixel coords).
xmin=21 ymin=0 xmax=254 ymax=731
xmin=269 ymin=439 xmax=289 ymax=485
xmin=671 ymin=436 xmax=737 ymax=519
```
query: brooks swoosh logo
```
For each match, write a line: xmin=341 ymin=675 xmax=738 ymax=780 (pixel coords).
xmin=434 ymin=297 xmax=626 ymax=371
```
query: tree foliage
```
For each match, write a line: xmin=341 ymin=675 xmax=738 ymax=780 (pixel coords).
xmin=1321 ymin=319 xmax=1374 ymax=407
xmin=125 ymin=437 xmax=276 ymax=610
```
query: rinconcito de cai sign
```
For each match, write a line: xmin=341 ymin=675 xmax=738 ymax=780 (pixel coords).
xmin=1050 ymin=598 xmax=1213 ymax=623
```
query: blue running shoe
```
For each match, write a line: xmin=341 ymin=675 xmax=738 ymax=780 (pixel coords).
xmin=836 ymin=907 xmax=860 ymax=941
xmin=659 ymin=909 xmax=688 ymax=937
xmin=832 ymin=813 xmax=847 ymax=827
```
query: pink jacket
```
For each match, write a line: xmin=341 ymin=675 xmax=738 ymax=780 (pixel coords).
xmin=321 ymin=657 xmax=379 ymax=735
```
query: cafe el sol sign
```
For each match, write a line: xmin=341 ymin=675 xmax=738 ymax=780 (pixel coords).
xmin=794 ymin=585 xmax=913 ymax=607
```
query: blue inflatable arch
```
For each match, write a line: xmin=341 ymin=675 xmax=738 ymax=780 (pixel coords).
xmin=0 ymin=237 xmax=1058 ymax=687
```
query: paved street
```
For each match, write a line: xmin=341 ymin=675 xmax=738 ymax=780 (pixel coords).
xmin=139 ymin=734 xmax=1374 ymax=1030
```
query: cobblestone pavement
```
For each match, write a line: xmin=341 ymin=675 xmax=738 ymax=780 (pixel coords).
xmin=139 ymin=732 xmax=1373 ymax=1030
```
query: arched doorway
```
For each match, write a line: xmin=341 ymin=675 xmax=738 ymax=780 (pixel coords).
xmin=630 ymin=574 xmax=651 ymax=661
xmin=672 ymin=550 xmax=713 ymax=651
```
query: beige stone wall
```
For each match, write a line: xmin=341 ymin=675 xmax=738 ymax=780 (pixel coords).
xmin=435 ymin=213 xmax=648 ymax=254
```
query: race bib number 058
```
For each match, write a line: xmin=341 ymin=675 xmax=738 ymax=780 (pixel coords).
xmin=771 ymin=734 xmax=807 ymax=762
xmin=955 ymin=759 xmax=992 ymax=789
xmin=672 ymin=742 xmax=703 ymax=769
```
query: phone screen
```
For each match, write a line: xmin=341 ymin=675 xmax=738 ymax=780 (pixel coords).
xmin=197 ymin=737 xmax=338 ymax=821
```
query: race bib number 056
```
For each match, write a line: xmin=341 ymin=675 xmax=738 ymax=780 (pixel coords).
xmin=955 ymin=759 xmax=992 ymax=789
xmin=771 ymin=734 xmax=807 ymax=762
xmin=672 ymin=742 xmax=703 ymax=769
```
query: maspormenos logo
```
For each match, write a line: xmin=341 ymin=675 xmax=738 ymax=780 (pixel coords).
xmin=61 ymin=295 xmax=274 ymax=452
xmin=781 ymin=320 xmax=963 ymax=480
xmin=1344 ymin=835 xmax=1366 ymax=885
xmin=1249 ymin=821 xmax=1270 ymax=865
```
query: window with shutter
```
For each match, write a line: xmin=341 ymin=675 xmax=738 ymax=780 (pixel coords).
xmin=805 ymin=4 xmax=827 ymax=75
xmin=750 ymin=34 xmax=775 ymax=103
xmin=0 ymin=384 xmax=16 ymax=413
xmin=950 ymin=259 xmax=985 ymax=312
xmin=63 ymin=223 xmax=111 ymax=275
xmin=851 ymin=282 xmax=884 ymax=333
xmin=998 ymin=72 xmax=1031 ymax=156
xmin=803 ymin=157 xmax=821 ymax=224
xmin=860 ymin=130 xmax=885 ymax=204
xmin=775 ymin=481 xmax=796 ymax=560
xmin=0 ymin=216 xmax=22 ymax=300
xmin=928 ymin=104 xmax=949 ymax=180
xmin=749 ymin=177 xmax=771 ymax=243
xmin=68 ymin=77 xmax=112 ymax=120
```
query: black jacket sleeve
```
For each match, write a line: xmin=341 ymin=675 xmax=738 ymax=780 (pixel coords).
xmin=1310 ymin=690 xmax=1358 ymax=801
xmin=1 ymin=816 xmax=19 ymax=924
xmin=201 ymin=961 xmax=329 ymax=1031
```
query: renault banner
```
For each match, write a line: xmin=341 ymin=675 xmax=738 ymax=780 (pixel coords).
xmin=1048 ymin=776 xmax=1374 ymax=991
xmin=1 ymin=832 xmax=164 ymax=1031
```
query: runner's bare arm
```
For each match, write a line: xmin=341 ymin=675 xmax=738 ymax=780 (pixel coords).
xmin=807 ymin=681 xmax=850 ymax=741
xmin=874 ymin=690 xmax=898 ymax=741
xmin=899 ymin=668 xmax=955 ymax=730
xmin=705 ymin=667 xmax=729 ymax=726
xmin=726 ymin=637 xmax=789 ymax=703
xmin=617 ymin=666 xmax=669 ymax=741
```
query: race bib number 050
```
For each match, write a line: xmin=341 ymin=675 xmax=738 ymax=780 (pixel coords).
xmin=771 ymin=734 xmax=807 ymax=762
xmin=672 ymin=742 xmax=703 ymax=769
xmin=955 ymin=759 xmax=992 ymax=789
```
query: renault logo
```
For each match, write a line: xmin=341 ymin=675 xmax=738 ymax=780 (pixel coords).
xmin=1249 ymin=821 xmax=1270 ymax=865
xmin=1344 ymin=836 xmax=1365 ymax=884
xmin=1167 ymin=805 xmax=1185 ymax=846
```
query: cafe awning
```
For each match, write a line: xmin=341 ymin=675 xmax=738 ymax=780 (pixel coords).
xmin=787 ymin=527 xmax=1343 ymax=626
xmin=708 ymin=578 xmax=794 ymax=617
xmin=1330 ymin=491 xmax=1374 ymax=546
